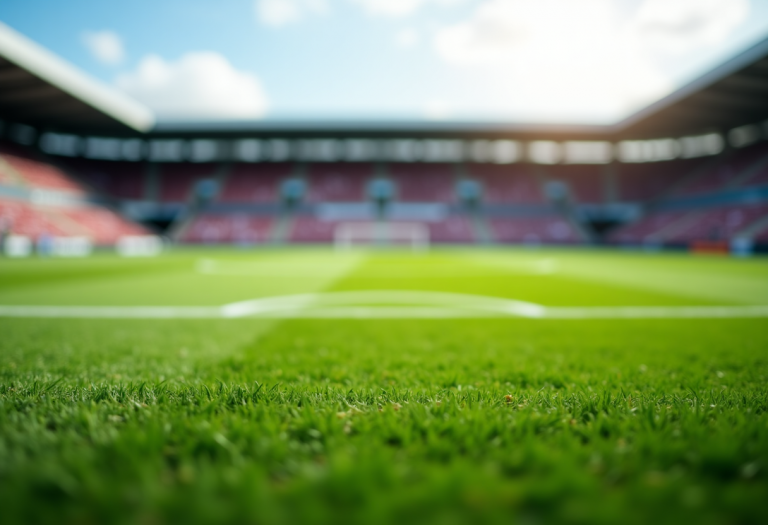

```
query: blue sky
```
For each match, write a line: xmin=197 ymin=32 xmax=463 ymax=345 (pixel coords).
xmin=3 ymin=0 xmax=768 ymax=124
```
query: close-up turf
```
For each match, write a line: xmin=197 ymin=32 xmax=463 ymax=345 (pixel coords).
xmin=1 ymin=248 xmax=767 ymax=525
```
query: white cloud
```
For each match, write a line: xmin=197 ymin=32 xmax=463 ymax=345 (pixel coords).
xmin=82 ymin=30 xmax=125 ymax=66
xmin=255 ymin=0 xmax=328 ymax=27
xmin=351 ymin=0 xmax=461 ymax=18
xmin=395 ymin=28 xmax=420 ymax=48
xmin=430 ymin=0 xmax=749 ymax=121
xmin=115 ymin=52 xmax=268 ymax=119
xmin=633 ymin=0 xmax=749 ymax=55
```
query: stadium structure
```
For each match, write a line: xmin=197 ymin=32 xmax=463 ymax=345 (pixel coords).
xmin=1 ymin=22 xmax=768 ymax=254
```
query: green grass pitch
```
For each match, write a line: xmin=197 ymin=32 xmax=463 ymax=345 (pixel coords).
xmin=1 ymin=248 xmax=767 ymax=524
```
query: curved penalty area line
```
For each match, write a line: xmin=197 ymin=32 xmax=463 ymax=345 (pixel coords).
xmin=0 ymin=291 xmax=766 ymax=319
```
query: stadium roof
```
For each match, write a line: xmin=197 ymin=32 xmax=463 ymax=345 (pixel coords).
xmin=0 ymin=22 xmax=154 ymax=135
xmin=615 ymin=34 xmax=768 ymax=139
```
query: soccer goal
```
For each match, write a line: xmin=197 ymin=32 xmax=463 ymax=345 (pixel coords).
xmin=334 ymin=222 xmax=429 ymax=251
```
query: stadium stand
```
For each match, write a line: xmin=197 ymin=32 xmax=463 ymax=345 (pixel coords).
xmin=0 ymin=143 xmax=86 ymax=194
xmin=607 ymin=210 xmax=690 ymax=244
xmin=489 ymin=216 xmax=580 ymax=243
xmin=0 ymin=142 xmax=150 ymax=245
xmin=547 ymin=165 xmax=605 ymax=203
xmin=3 ymin=133 xmax=768 ymax=250
xmin=466 ymin=165 xmax=545 ymax=204
xmin=615 ymin=159 xmax=705 ymax=202
xmin=182 ymin=214 xmax=273 ymax=244
xmin=428 ymin=215 xmax=475 ymax=243
xmin=158 ymin=163 xmax=218 ymax=202
xmin=608 ymin=203 xmax=768 ymax=245
xmin=56 ymin=206 xmax=148 ymax=244
xmin=288 ymin=216 xmax=340 ymax=243
xmin=388 ymin=164 xmax=455 ymax=202
xmin=63 ymin=159 xmax=146 ymax=200
xmin=663 ymin=204 xmax=768 ymax=243
xmin=0 ymin=198 xmax=68 ymax=237
xmin=739 ymin=145 xmax=768 ymax=188
xmin=218 ymin=164 xmax=291 ymax=203
xmin=669 ymin=145 xmax=767 ymax=197
xmin=306 ymin=163 xmax=371 ymax=202
xmin=745 ymin=168 xmax=768 ymax=188
xmin=0 ymin=196 xmax=146 ymax=244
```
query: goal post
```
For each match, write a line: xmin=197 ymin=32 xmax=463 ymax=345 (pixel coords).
xmin=334 ymin=222 xmax=430 ymax=251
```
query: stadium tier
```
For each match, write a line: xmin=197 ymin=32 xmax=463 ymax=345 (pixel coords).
xmin=428 ymin=215 xmax=475 ymax=243
xmin=0 ymin=144 xmax=149 ymax=245
xmin=664 ymin=203 xmax=768 ymax=244
xmin=0 ymin=197 xmax=147 ymax=243
xmin=466 ymin=165 xmax=545 ymax=204
xmin=62 ymin=159 xmax=147 ymax=200
xmin=181 ymin=214 xmax=273 ymax=244
xmin=2 ymin=138 xmax=768 ymax=249
xmin=668 ymin=142 xmax=768 ymax=198
xmin=387 ymin=164 xmax=456 ymax=202
xmin=613 ymin=159 xmax=704 ymax=202
xmin=490 ymin=216 xmax=581 ymax=244
xmin=606 ymin=210 xmax=690 ymax=245
xmin=546 ymin=165 xmax=605 ymax=203
xmin=158 ymin=163 xmax=219 ymax=202
xmin=0 ymin=198 xmax=68 ymax=237
xmin=218 ymin=163 xmax=290 ymax=203
xmin=0 ymin=141 xmax=87 ymax=194
xmin=306 ymin=163 xmax=372 ymax=202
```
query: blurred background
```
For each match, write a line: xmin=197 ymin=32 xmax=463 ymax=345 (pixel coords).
xmin=1 ymin=0 xmax=768 ymax=255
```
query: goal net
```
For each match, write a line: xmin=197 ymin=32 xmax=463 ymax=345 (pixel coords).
xmin=334 ymin=222 xmax=429 ymax=251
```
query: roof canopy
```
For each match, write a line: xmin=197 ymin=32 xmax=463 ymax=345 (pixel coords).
xmin=0 ymin=22 xmax=153 ymax=135
xmin=616 ymin=35 xmax=768 ymax=139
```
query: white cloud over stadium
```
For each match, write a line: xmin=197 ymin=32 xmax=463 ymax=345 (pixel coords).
xmin=82 ymin=30 xmax=125 ymax=66
xmin=431 ymin=0 xmax=749 ymax=121
xmin=255 ymin=0 xmax=461 ymax=26
xmin=255 ymin=0 xmax=329 ymax=27
xmin=350 ymin=0 xmax=462 ymax=18
xmin=115 ymin=52 xmax=269 ymax=119
xmin=633 ymin=0 xmax=750 ymax=55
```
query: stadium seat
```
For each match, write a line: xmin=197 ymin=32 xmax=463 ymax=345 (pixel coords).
xmin=159 ymin=163 xmax=219 ymax=202
xmin=663 ymin=204 xmax=768 ymax=243
xmin=546 ymin=165 xmax=605 ymax=203
xmin=64 ymin=159 xmax=146 ymax=200
xmin=465 ymin=165 xmax=545 ymax=204
xmin=0 ymin=147 xmax=86 ymax=194
xmin=182 ymin=214 xmax=273 ymax=244
xmin=388 ymin=164 xmax=455 ymax=202
xmin=607 ymin=210 xmax=690 ymax=244
xmin=427 ymin=216 xmax=475 ymax=243
xmin=218 ymin=163 xmax=292 ymax=203
xmin=489 ymin=216 xmax=579 ymax=243
xmin=306 ymin=163 xmax=372 ymax=202
xmin=616 ymin=158 xmax=705 ymax=202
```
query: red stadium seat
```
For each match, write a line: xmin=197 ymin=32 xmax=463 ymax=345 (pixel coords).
xmin=218 ymin=164 xmax=292 ymax=203
xmin=489 ymin=216 xmax=579 ymax=243
xmin=466 ymin=165 xmax=545 ymax=204
xmin=183 ymin=214 xmax=273 ymax=244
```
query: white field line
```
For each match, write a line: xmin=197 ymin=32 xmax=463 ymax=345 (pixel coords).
xmin=0 ymin=305 xmax=220 ymax=318
xmin=543 ymin=305 xmax=768 ymax=319
xmin=0 ymin=291 xmax=766 ymax=319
